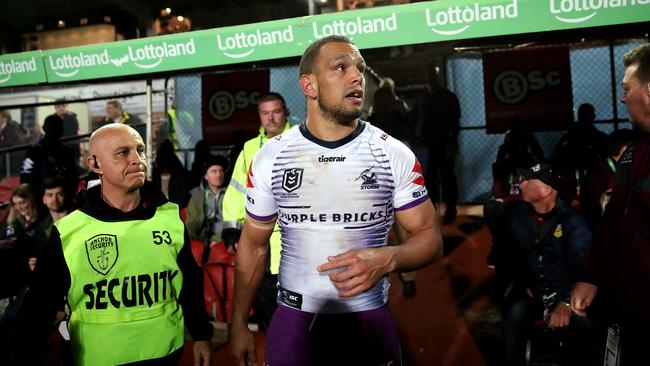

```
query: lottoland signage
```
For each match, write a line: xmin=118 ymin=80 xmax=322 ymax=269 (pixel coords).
xmin=0 ymin=0 xmax=647 ymax=87
xmin=425 ymin=1 xmax=519 ymax=36
xmin=45 ymin=38 xmax=198 ymax=81
xmin=0 ymin=52 xmax=47 ymax=87
xmin=217 ymin=25 xmax=294 ymax=59
xmin=549 ymin=0 xmax=650 ymax=24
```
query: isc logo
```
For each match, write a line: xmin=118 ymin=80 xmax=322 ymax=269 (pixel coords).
xmin=208 ymin=91 xmax=261 ymax=120
xmin=493 ymin=70 xmax=561 ymax=104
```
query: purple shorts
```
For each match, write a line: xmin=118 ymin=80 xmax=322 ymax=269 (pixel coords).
xmin=264 ymin=305 xmax=402 ymax=366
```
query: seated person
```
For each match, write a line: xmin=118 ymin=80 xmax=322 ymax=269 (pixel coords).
xmin=186 ymin=155 xmax=228 ymax=263
xmin=492 ymin=163 xmax=602 ymax=366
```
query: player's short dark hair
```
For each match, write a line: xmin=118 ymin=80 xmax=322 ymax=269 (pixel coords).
xmin=623 ymin=43 xmax=650 ymax=83
xmin=43 ymin=176 xmax=65 ymax=192
xmin=299 ymin=35 xmax=354 ymax=76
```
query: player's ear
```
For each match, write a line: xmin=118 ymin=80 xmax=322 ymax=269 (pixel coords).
xmin=300 ymin=74 xmax=317 ymax=100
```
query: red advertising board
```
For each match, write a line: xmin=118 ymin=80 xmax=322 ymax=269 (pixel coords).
xmin=201 ymin=69 xmax=270 ymax=145
xmin=483 ymin=46 xmax=573 ymax=134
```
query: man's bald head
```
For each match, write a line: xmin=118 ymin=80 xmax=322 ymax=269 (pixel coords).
xmin=89 ymin=123 xmax=142 ymax=155
xmin=88 ymin=123 xmax=147 ymax=194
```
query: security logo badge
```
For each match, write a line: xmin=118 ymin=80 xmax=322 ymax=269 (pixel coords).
xmin=282 ymin=168 xmax=304 ymax=193
xmin=85 ymin=234 xmax=119 ymax=276
xmin=553 ymin=224 xmax=563 ymax=239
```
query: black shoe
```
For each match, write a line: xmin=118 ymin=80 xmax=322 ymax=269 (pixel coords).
xmin=402 ymin=280 xmax=416 ymax=298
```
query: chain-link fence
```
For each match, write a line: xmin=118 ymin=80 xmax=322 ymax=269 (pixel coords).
xmin=0 ymin=38 xmax=645 ymax=205
xmin=448 ymin=39 xmax=644 ymax=203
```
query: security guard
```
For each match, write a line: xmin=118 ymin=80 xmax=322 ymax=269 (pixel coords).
xmin=15 ymin=124 xmax=212 ymax=366
xmin=222 ymin=92 xmax=290 ymax=330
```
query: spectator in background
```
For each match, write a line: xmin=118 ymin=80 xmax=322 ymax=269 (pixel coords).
xmin=0 ymin=110 xmax=26 ymax=179
xmin=492 ymin=123 xmax=545 ymax=202
xmin=33 ymin=177 xmax=70 ymax=256
xmin=412 ymin=70 xmax=461 ymax=224
xmin=52 ymin=101 xmax=81 ymax=172
xmin=152 ymin=139 xmax=190 ymax=208
xmin=369 ymin=77 xmax=413 ymax=146
xmin=0 ymin=184 xmax=42 ymax=356
xmin=20 ymin=115 xmax=78 ymax=201
xmin=579 ymin=129 xmax=633 ymax=231
xmin=186 ymin=155 xmax=228 ymax=263
xmin=551 ymin=103 xmax=608 ymax=204
xmin=190 ymin=140 xmax=212 ymax=189
xmin=97 ymin=100 xmax=145 ymax=140
xmin=493 ymin=163 xmax=601 ymax=366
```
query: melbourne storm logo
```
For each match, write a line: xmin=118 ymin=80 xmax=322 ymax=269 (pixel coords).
xmin=355 ymin=166 xmax=379 ymax=190
xmin=282 ymin=168 xmax=303 ymax=193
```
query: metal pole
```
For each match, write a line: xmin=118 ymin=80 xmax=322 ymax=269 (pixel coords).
xmin=146 ymin=78 xmax=153 ymax=180
xmin=609 ymin=42 xmax=620 ymax=130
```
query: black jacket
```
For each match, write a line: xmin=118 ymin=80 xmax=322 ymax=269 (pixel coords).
xmin=14 ymin=181 xmax=212 ymax=364
xmin=493 ymin=199 xmax=592 ymax=302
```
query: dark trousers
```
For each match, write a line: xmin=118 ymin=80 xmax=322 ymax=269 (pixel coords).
xmin=252 ymin=273 xmax=278 ymax=332
xmin=425 ymin=147 xmax=458 ymax=211
xmin=617 ymin=320 xmax=648 ymax=366
xmin=502 ymin=296 xmax=604 ymax=366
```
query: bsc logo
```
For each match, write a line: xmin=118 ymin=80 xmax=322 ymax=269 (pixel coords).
xmin=85 ymin=234 xmax=119 ymax=276
xmin=282 ymin=168 xmax=303 ymax=193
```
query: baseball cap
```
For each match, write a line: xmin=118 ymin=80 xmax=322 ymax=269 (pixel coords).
xmin=516 ymin=163 xmax=564 ymax=191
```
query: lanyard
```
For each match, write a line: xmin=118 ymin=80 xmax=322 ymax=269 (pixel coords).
xmin=606 ymin=157 xmax=616 ymax=174
xmin=204 ymin=188 xmax=223 ymax=220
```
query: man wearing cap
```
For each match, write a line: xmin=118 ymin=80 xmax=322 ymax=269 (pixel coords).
xmin=186 ymin=155 xmax=228 ymax=263
xmin=492 ymin=162 xmax=600 ymax=366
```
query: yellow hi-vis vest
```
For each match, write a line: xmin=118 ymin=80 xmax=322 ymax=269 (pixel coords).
xmin=56 ymin=202 xmax=185 ymax=366
xmin=223 ymin=123 xmax=290 ymax=275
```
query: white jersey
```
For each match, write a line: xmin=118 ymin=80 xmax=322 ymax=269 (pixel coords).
xmin=245 ymin=121 xmax=428 ymax=313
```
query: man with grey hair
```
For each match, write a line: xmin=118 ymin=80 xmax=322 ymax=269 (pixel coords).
xmin=571 ymin=43 xmax=650 ymax=365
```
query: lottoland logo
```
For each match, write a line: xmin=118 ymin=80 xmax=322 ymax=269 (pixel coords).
xmin=426 ymin=0 xmax=518 ymax=36
xmin=217 ymin=25 xmax=294 ymax=59
xmin=550 ymin=0 xmax=650 ymax=24
xmin=0 ymin=57 xmax=38 ymax=84
xmin=312 ymin=13 xmax=397 ymax=39
xmin=47 ymin=39 xmax=196 ymax=78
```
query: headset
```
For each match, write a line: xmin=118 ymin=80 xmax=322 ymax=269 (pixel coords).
xmin=92 ymin=155 xmax=100 ymax=169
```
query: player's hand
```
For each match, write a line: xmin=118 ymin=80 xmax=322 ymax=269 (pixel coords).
xmin=317 ymin=246 xmax=397 ymax=298
xmin=571 ymin=282 xmax=598 ymax=317
xmin=192 ymin=340 xmax=212 ymax=366
xmin=548 ymin=302 xmax=571 ymax=329
xmin=231 ymin=324 xmax=257 ymax=366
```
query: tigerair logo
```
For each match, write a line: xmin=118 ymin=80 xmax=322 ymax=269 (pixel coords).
xmin=425 ymin=0 xmax=518 ymax=36
xmin=312 ymin=13 xmax=397 ymax=39
xmin=0 ymin=57 xmax=38 ymax=84
xmin=217 ymin=25 xmax=294 ymax=59
xmin=550 ymin=0 xmax=649 ymax=24
xmin=47 ymin=38 xmax=196 ymax=78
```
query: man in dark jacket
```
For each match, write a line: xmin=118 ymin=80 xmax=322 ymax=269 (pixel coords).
xmin=572 ymin=43 xmax=650 ymax=366
xmin=14 ymin=124 xmax=212 ymax=365
xmin=20 ymin=115 xmax=78 ymax=200
xmin=97 ymin=99 xmax=145 ymax=140
xmin=0 ymin=110 xmax=26 ymax=178
xmin=494 ymin=162 xmax=600 ymax=366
